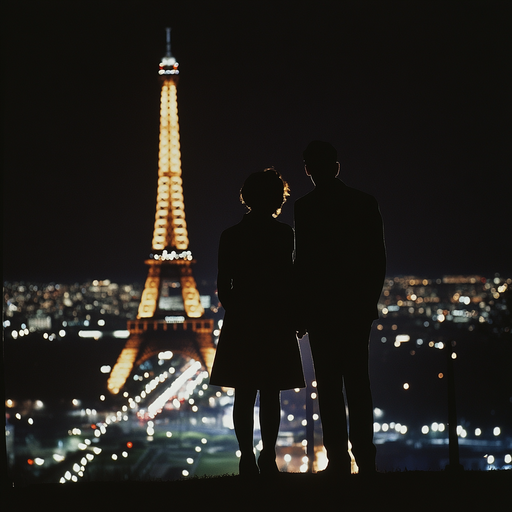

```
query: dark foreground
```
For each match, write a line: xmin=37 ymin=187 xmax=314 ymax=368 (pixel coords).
xmin=5 ymin=470 xmax=511 ymax=511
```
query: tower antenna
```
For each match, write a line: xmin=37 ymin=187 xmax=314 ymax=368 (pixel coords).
xmin=166 ymin=27 xmax=172 ymax=57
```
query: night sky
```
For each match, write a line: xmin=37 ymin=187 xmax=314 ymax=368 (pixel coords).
xmin=3 ymin=1 xmax=511 ymax=286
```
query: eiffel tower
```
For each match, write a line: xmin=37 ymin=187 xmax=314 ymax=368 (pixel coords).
xmin=108 ymin=29 xmax=215 ymax=395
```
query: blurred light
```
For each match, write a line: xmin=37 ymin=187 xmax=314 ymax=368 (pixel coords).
xmin=505 ymin=454 xmax=512 ymax=464
xmin=487 ymin=455 xmax=495 ymax=464
xmin=421 ymin=425 xmax=429 ymax=434
xmin=100 ymin=365 xmax=111 ymax=373
xmin=78 ymin=330 xmax=103 ymax=338
xmin=457 ymin=426 xmax=467 ymax=438
xmin=113 ymin=330 xmax=130 ymax=338
xmin=493 ymin=427 xmax=501 ymax=436
xmin=403 ymin=383 xmax=410 ymax=390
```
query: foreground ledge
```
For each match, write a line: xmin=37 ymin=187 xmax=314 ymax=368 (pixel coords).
xmin=6 ymin=470 xmax=511 ymax=511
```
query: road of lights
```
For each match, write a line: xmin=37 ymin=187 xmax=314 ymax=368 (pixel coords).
xmin=54 ymin=355 xmax=209 ymax=484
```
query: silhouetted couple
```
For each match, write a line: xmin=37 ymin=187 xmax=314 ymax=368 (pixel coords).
xmin=209 ymin=141 xmax=386 ymax=478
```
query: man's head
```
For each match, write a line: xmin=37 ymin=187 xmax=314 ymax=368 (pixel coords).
xmin=303 ymin=140 xmax=339 ymax=185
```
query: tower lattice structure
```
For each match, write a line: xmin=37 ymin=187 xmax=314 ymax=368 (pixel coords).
xmin=108 ymin=29 xmax=215 ymax=395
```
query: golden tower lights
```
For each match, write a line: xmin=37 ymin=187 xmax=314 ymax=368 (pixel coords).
xmin=108 ymin=29 xmax=214 ymax=394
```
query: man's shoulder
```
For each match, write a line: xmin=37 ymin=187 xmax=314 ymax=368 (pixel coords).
xmin=295 ymin=180 xmax=378 ymax=208
xmin=344 ymin=184 xmax=378 ymax=205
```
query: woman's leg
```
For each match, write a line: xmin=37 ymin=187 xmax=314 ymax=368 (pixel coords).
xmin=258 ymin=389 xmax=281 ymax=473
xmin=233 ymin=387 xmax=258 ymax=475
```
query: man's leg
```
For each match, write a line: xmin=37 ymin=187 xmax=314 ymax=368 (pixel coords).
xmin=343 ymin=324 xmax=376 ymax=473
xmin=308 ymin=328 xmax=351 ymax=473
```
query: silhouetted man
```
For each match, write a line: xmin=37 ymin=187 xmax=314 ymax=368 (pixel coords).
xmin=294 ymin=140 xmax=386 ymax=475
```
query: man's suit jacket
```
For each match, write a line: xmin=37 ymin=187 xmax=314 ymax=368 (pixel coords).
xmin=294 ymin=178 xmax=386 ymax=323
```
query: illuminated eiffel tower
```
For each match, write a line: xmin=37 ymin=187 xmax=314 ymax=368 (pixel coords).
xmin=108 ymin=29 xmax=215 ymax=394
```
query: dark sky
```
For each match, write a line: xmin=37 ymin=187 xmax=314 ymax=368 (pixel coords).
xmin=3 ymin=1 xmax=511 ymax=285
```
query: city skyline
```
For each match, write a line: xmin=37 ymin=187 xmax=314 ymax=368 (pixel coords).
xmin=4 ymin=272 xmax=511 ymax=480
xmin=3 ymin=2 xmax=511 ymax=284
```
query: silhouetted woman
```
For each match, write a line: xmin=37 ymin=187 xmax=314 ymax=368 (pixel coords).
xmin=209 ymin=168 xmax=305 ymax=476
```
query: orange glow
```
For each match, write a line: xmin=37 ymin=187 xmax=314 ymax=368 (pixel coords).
xmin=152 ymin=80 xmax=189 ymax=251
xmin=126 ymin=441 xmax=133 ymax=448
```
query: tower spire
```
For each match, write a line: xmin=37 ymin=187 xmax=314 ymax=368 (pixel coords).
xmin=159 ymin=27 xmax=179 ymax=76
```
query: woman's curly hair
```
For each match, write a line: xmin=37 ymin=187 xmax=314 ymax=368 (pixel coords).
xmin=240 ymin=167 xmax=290 ymax=217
